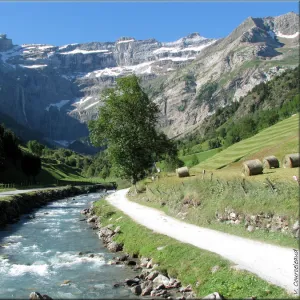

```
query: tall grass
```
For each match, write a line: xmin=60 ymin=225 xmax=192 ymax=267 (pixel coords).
xmin=132 ymin=174 xmax=298 ymax=248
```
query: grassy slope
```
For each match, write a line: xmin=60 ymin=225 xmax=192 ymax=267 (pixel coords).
xmin=94 ymin=200 xmax=290 ymax=299
xmin=130 ymin=115 xmax=299 ymax=248
xmin=179 ymin=149 xmax=220 ymax=167
xmin=192 ymin=114 xmax=299 ymax=171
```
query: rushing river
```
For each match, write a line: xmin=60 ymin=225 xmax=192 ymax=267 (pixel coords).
xmin=0 ymin=192 xmax=138 ymax=299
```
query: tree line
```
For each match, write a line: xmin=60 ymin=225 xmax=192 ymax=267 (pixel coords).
xmin=178 ymin=66 xmax=299 ymax=156
xmin=0 ymin=125 xmax=42 ymax=183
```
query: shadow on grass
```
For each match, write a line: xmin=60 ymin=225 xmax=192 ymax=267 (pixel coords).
xmin=217 ymin=156 xmax=246 ymax=170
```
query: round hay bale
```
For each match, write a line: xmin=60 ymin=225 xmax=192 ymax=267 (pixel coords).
xmin=263 ymin=156 xmax=279 ymax=169
xmin=242 ymin=159 xmax=263 ymax=176
xmin=282 ymin=153 xmax=300 ymax=168
xmin=176 ymin=166 xmax=190 ymax=178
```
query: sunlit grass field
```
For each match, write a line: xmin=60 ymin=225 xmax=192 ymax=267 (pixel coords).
xmin=192 ymin=114 xmax=299 ymax=172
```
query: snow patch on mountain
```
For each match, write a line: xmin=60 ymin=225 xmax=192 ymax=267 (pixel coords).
xmin=20 ymin=64 xmax=48 ymax=69
xmin=84 ymin=61 xmax=154 ymax=78
xmin=159 ymin=56 xmax=195 ymax=62
xmin=60 ymin=49 xmax=110 ymax=55
xmin=116 ymin=39 xmax=135 ymax=44
xmin=276 ymin=31 xmax=299 ymax=39
xmin=85 ymin=101 xmax=100 ymax=110
xmin=54 ymin=140 xmax=75 ymax=147
xmin=78 ymin=96 xmax=93 ymax=104
xmin=45 ymin=100 xmax=70 ymax=111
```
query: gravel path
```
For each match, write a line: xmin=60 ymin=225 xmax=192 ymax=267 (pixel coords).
xmin=106 ymin=188 xmax=298 ymax=294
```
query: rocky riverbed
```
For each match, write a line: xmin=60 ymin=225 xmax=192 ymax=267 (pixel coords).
xmin=81 ymin=203 xmax=229 ymax=300
xmin=0 ymin=192 xmax=139 ymax=299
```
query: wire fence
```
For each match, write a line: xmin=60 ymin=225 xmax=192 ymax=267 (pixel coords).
xmin=0 ymin=180 xmax=117 ymax=191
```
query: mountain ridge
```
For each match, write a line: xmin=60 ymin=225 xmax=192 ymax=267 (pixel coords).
xmin=0 ymin=12 xmax=298 ymax=143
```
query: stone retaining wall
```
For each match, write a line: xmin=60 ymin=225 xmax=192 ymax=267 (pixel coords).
xmin=0 ymin=185 xmax=99 ymax=226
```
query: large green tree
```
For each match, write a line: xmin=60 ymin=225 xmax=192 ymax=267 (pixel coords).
xmin=21 ymin=153 xmax=42 ymax=183
xmin=89 ymin=75 xmax=176 ymax=186
xmin=27 ymin=140 xmax=45 ymax=157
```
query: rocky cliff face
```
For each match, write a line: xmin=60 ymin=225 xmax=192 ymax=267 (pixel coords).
xmin=0 ymin=12 xmax=298 ymax=142
xmin=145 ymin=12 xmax=299 ymax=137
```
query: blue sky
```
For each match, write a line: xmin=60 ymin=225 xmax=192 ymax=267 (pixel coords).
xmin=0 ymin=2 xmax=298 ymax=46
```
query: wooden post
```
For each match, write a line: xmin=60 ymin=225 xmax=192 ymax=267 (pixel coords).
xmin=202 ymin=169 xmax=206 ymax=180
xmin=210 ymin=172 xmax=213 ymax=181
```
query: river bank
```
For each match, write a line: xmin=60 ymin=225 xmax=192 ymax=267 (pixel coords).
xmin=83 ymin=200 xmax=198 ymax=299
xmin=0 ymin=185 xmax=107 ymax=227
xmin=0 ymin=192 xmax=138 ymax=299
xmin=92 ymin=196 xmax=291 ymax=299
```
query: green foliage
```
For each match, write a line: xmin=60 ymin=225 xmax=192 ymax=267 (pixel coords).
xmin=180 ymin=149 xmax=220 ymax=167
xmin=89 ymin=75 xmax=177 ymax=184
xmin=161 ymin=155 xmax=184 ymax=172
xmin=1 ymin=126 xmax=22 ymax=165
xmin=180 ymin=67 xmax=299 ymax=151
xmin=21 ymin=153 xmax=42 ymax=182
xmin=197 ymin=82 xmax=218 ymax=105
xmin=208 ymin=138 xmax=222 ymax=150
xmin=177 ymin=104 xmax=186 ymax=112
xmin=183 ymin=73 xmax=196 ymax=93
xmin=27 ymin=140 xmax=45 ymax=156
xmin=190 ymin=154 xmax=199 ymax=166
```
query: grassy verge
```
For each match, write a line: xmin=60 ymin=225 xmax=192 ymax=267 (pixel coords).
xmin=94 ymin=200 xmax=291 ymax=299
xmin=0 ymin=188 xmax=16 ymax=192
xmin=129 ymin=174 xmax=298 ymax=249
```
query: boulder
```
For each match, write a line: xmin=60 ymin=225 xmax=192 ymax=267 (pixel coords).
xmin=80 ymin=208 xmax=89 ymax=215
xmin=153 ymin=274 xmax=170 ymax=286
xmin=166 ymin=278 xmax=181 ymax=288
xmin=87 ymin=216 xmax=97 ymax=223
xmin=62 ymin=280 xmax=71 ymax=284
xmin=179 ymin=285 xmax=192 ymax=292
xmin=125 ymin=278 xmax=140 ymax=286
xmin=114 ymin=226 xmax=121 ymax=233
xmin=293 ymin=221 xmax=299 ymax=231
xmin=29 ymin=292 xmax=43 ymax=300
xmin=211 ymin=265 xmax=220 ymax=273
xmin=247 ymin=225 xmax=255 ymax=232
xmin=141 ymin=281 xmax=153 ymax=296
xmin=107 ymin=241 xmax=123 ymax=252
xmin=117 ymin=254 xmax=129 ymax=262
xmin=140 ymin=257 xmax=150 ymax=267
xmin=139 ymin=269 xmax=151 ymax=279
xmin=229 ymin=212 xmax=237 ymax=220
xmin=131 ymin=284 xmax=142 ymax=295
xmin=98 ymin=227 xmax=114 ymax=238
xmin=202 ymin=292 xmax=224 ymax=299
xmin=155 ymin=289 xmax=168 ymax=297
xmin=126 ymin=260 xmax=137 ymax=266
xmin=146 ymin=270 xmax=159 ymax=280
xmin=146 ymin=259 xmax=153 ymax=268
xmin=155 ymin=283 xmax=165 ymax=290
